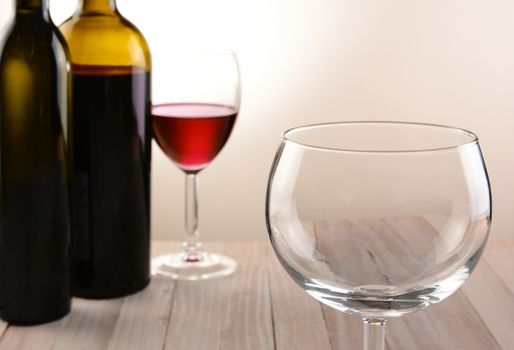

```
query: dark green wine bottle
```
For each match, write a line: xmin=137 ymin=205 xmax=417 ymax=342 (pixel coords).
xmin=0 ymin=0 xmax=72 ymax=324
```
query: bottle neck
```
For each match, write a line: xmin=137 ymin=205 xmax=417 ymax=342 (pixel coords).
xmin=16 ymin=0 xmax=50 ymax=19
xmin=79 ymin=0 xmax=117 ymax=14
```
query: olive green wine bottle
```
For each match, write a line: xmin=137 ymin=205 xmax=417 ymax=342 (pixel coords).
xmin=59 ymin=0 xmax=151 ymax=298
xmin=0 ymin=0 xmax=72 ymax=324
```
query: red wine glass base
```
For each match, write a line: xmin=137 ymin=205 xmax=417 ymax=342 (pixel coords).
xmin=151 ymin=252 xmax=237 ymax=280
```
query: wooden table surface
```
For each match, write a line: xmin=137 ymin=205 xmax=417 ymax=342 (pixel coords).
xmin=0 ymin=240 xmax=513 ymax=350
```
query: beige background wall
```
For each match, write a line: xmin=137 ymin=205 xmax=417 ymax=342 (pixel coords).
xmin=1 ymin=0 xmax=513 ymax=241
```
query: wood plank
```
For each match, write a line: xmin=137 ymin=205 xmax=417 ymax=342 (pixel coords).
xmin=317 ymin=289 xmax=500 ymax=350
xmin=163 ymin=242 xmax=274 ymax=350
xmin=104 ymin=241 xmax=179 ymax=350
xmin=461 ymin=258 xmax=514 ymax=350
xmin=315 ymin=274 xmax=501 ymax=350
xmin=0 ymin=240 xmax=510 ymax=350
xmin=458 ymin=241 xmax=514 ymax=350
xmin=0 ymin=322 xmax=7 ymax=341
xmin=282 ymin=218 xmax=498 ymax=349
xmin=106 ymin=279 xmax=176 ymax=350
xmin=388 ymin=290 xmax=501 ymax=350
xmin=0 ymin=242 xmax=180 ymax=350
xmin=267 ymin=248 xmax=332 ymax=350
xmin=320 ymin=305 xmax=363 ymax=350
xmin=313 ymin=217 xmax=445 ymax=290
xmin=314 ymin=219 xmax=388 ymax=287
xmin=269 ymin=219 xmax=364 ymax=349
xmin=0 ymin=298 xmax=124 ymax=350
xmin=482 ymin=241 xmax=514 ymax=292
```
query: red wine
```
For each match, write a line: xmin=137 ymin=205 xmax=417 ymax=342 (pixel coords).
xmin=71 ymin=65 xmax=151 ymax=298
xmin=152 ymin=103 xmax=237 ymax=172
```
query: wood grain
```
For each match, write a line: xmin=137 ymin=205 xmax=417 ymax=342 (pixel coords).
xmin=267 ymin=248 xmax=333 ymax=350
xmin=0 ymin=298 xmax=124 ymax=350
xmin=163 ymin=242 xmax=274 ymax=350
xmin=106 ymin=278 xmax=176 ymax=350
xmin=0 ymin=240 xmax=511 ymax=349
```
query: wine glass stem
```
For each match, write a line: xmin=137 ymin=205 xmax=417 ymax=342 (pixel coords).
xmin=183 ymin=173 xmax=202 ymax=259
xmin=363 ymin=318 xmax=386 ymax=350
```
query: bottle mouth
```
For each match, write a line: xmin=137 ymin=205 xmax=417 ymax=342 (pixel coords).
xmin=282 ymin=121 xmax=479 ymax=154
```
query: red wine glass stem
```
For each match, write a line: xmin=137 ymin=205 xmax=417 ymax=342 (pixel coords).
xmin=182 ymin=173 xmax=202 ymax=258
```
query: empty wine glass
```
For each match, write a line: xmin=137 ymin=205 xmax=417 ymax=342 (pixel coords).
xmin=152 ymin=50 xmax=240 ymax=280
xmin=266 ymin=122 xmax=491 ymax=350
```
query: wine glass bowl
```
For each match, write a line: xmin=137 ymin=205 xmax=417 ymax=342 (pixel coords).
xmin=152 ymin=50 xmax=240 ymax=280
xmin=152 ymin=103 xmax=238 ymax=173
xmin=266 ymin=122 xmax=491 ymax=348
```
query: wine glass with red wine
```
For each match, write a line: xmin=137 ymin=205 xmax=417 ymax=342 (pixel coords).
xmin=152 ymin=50 xmax=240 ymax=280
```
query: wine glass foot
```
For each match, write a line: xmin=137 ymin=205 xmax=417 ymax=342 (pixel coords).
xmin=151 ymin=252 xmax=237 ymax=280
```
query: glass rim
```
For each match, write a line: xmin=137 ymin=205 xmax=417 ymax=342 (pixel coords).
xmin=282 ymin=121 xmax=479 ymax=154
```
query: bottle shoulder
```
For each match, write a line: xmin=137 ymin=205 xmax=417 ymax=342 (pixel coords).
xmin=0 ymin=18 xmax=69 ymax=68
xmin=59 ymin=12 xmax=151 ymax=69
